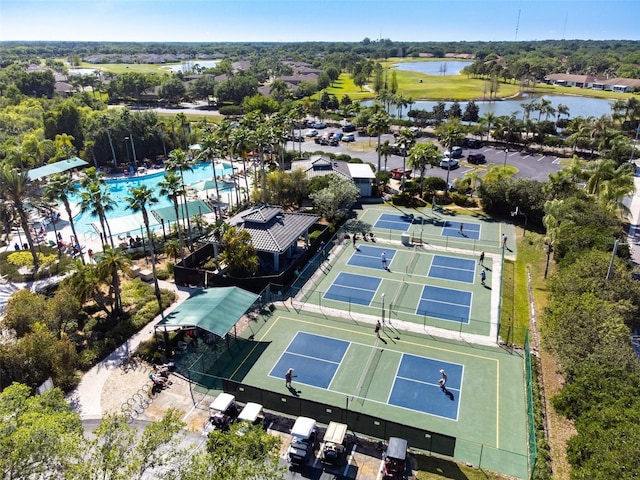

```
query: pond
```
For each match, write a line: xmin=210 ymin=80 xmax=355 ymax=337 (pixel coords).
xmin=393 ymin=60 xmax=473 ymax=76
xmin=362 ymin=94 xmax=615 ymax=120
xmin=67 ymin=68 xmax=100 ymax=76
xmin=164 ymin=59 xmax=219 ymax=73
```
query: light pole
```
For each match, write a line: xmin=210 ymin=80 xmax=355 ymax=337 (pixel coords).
xmin=631 ymin=125 xmax=640 ymax=162
xmin=124 ymin=137 xmax=131 ymax=166
xmin=503 ymin=148 xmax=509 ymax=167
xmin=381 ymin=293 xmax=385 ymax=325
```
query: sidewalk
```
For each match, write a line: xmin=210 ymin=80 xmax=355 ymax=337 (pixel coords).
xmin=66 ymin=280 xmax=198 ymax=420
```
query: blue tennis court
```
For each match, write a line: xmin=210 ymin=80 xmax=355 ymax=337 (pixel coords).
xmin=429 ymin=255 xmax=476 ymax=283
xmin=388 ymin=354 xmax=462 ymax=420
xmin=269 ymin=332 xmax=349 ymax=389
xmin=347 ymin=245 xmax=397 ymax=269
xmin=374 ymin=213 xmax=415 ymax=231
xmin=416 ymin=285 xmax=472 ymax=323
xmin=442 ymin=221 xmax=480 ymax=240
xmin=324 ymin=272 xmax=381 ymax=306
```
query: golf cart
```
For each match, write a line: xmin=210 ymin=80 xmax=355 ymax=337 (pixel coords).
xmin=320 ymin=421 xmax=348 ymax=467
xmin=203 ymin=393 xmax=238 ymax=434
xmin=287 ymin=416 xmax=317 ymax=467
xmin=382 ymin=437 xmax=408 ymax=479
xmin=235 ymin=402 xmax=265 ymax=436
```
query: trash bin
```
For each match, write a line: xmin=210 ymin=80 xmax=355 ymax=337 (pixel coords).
xmin=401 ymin=232 xmax=411 ymax=246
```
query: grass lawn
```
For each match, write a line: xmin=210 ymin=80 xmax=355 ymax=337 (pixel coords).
xmin=324 ymin=74 xmax=375 ymax=100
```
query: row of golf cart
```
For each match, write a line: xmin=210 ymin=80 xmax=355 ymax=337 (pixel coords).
xmin=286 ymin=416 xmax=408 ymax=478
xmin=204 ymin=394 xmax=408 ymax=477
xmin=203 ymin=393 xmax=265 ymax=434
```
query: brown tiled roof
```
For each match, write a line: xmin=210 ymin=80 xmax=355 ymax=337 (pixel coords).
xmin=229 ymin=206 xmax=319 ymax=253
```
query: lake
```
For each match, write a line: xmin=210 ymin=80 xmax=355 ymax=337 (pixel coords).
xmin=164 ymin=59 xmax=219 ymax=73
xmin=393 ymin=60 xmax=473 ymax=76
xmin=362 ymin=94 xmax=615 ymax=120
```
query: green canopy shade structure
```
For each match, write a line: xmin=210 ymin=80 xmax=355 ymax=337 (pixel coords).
xmin=151 ymin=199 xmax=214 ymax=223
xmin=28 ymin=157 xmax=89 ymax=180
xmin=156 ymin=287 xmax=259 ymax=337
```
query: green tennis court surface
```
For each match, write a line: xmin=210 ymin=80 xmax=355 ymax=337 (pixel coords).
xmin=208 ymin=312 xmax=528 ymax=479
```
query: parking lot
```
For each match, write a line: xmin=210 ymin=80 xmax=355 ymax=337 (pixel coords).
xmin=290 ymin=128 xmax=565 ymax=184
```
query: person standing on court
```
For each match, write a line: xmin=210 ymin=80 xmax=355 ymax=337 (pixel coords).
xmin=375 ymin=320 xmax=381 ymax=339
xmin=480 ymin=268 xmax=487 ymax=286
xmin=438 ymin=369 xmax=447 ymax=390
xmin=459 ymin=223 xmax=464 ymax=235
xmin=479 ymin=251 xmax=485 ymax=265
xmin=381 ymin=251 xmax=387 ymax=269
xmin=502 ymin=233 xmax=508 ymax=248
xmin=285 ymin=368 xmax=296 ymax=388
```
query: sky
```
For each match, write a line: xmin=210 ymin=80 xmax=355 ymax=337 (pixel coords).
xmin=1 ymin=0 xmax=639 ymax=43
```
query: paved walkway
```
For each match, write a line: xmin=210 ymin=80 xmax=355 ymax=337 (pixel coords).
xmin=66 ymin=280 xmax=198 ymax=420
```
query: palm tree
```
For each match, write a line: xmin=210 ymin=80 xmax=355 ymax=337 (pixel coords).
xmin=79 ymin=169 xmax=116 ymax=249
xmin=379 ymin=140 xmax=395 ymax=172
xmin=269 ymin=79 xmax=289 ymax=102
xmin=436 ymin=119 xmax=466 ymax=188
xmin=407 ymin=142 xmax=441 ymax=196
xmin=396 ymin=129 xmax=416 ymax=192
xmin=0 ymin=165 xmax=39 ymax=268
xmin=199 ymin=133 xmax=222 ymax=202
xmin=368 ymin=111 xmax=390 ymax=174
xmin=125 ymin=186 xmax=162 ymax=310
xmin=583 ymin=158 xmax=617 ymax=195
xmin=158 ymin=171 xmax=186 ymax=263
xmin=165 ymin=148 xmax=194 ymax=249
xmin=95 ymin=246 xmax=132 ymax=316
xmin=556 ymin=104 xmax=570 ymax=123
xmin=479 ymin=112 xmax=497 ymax=142
xmin=43 ymin=173 xmax=83 ymax=264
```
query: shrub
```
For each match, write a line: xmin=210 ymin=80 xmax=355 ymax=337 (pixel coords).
xmin=450 ymin=192 xmax=478 ymax=207
xmin=7 ymin=251 xmax=57 ymax=268
xmin=219 ymin=104 xmax=244 ymax=116
xmin=309 ymin=230 xmax=323 ymax=242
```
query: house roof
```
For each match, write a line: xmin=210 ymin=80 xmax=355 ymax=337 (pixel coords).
xmin=347 ymin=163 xmax=376 ymax=179
xmin=291 ymin=156 xmax=351 ymax=180
xmin=229 ymin=205 xmax=319 ymax=254
xmin=544 ymin=73 xmax=599 ymax=83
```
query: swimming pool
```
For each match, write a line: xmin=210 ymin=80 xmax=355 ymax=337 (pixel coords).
xmin=70 ymin=162 xmax=235 ymax=236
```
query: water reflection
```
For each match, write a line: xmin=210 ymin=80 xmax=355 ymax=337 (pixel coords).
xmin=362 ymin=94 xmax=614 ymax=120
xmin=393 ymin=61 xmax=472 ymax=76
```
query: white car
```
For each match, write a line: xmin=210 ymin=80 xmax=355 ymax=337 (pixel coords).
xmin=304 ymin=129 xmax=318 ymax=137
xmin=440 ymin=158 xmax=460 ymax=169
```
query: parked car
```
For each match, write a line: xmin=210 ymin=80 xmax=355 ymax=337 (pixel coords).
xmin=382 ymin=437 xmax=408 ymax=479
xmin=409 ymin=126 xmax=422 ymax=137
xmin=440 ymin=157 xmax=460 ymax=169
xmin=342 ymin=133 xmax=355 ymax=142
xmin=463 ymin=138 xmax=483 ymax=149
xmin=467 ymin=153 xmax=486 ymax=164
xmin=443 ymin=146 xmax=463 ymax=158
xmin=329 ymin=132 xmax=343 ymax=146
xmin=342 ymin=124 xmax=356 ymax=132
xmin=287 ymin=416 xmax=317 ymax=467
xmin=313 ymin=122 xmax=327 ymax=129
xmin=291 ymin=135 xmax=304 ymax=142
xmin=304 ymin=129 xmax=318 ymax=137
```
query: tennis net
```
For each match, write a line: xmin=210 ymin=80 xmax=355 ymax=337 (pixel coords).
xmin=353 ymin=344 xmax=384 ymax=405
